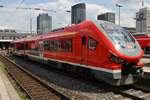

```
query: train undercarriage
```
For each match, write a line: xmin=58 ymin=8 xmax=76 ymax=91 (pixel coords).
xmin=16 ymin=54 xmax=143 ymax=86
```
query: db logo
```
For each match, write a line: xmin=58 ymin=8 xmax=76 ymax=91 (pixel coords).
xmin=127 ymin=44 xmax=132 ymax=49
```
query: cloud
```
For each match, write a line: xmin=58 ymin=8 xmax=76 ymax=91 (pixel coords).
xmin=113 ymin=0 xmax=142 ymax=3
xmin=113 ymin=0 xmax=150 ymax=10
xmin=0 ymin=0 xmax=149 ymax=33
xmin=112 ymin=0 xmax=150 ymax=27
xmin=86 ymin=4 xmax=113 ymax=20
xmin=0 ymin=0 xmax=114 ymax=32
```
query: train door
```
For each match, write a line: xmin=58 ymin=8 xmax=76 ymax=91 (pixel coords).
xmin=87 ymin=36 xmax=99 ymax=66
xmin=38 ymin=41 xmax=44 ymax=58
xmin=81 ymin=35 xmax=88 ymax=65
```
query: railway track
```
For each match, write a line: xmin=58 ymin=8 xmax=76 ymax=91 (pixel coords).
xmin=120 ymin=86 xmax=150 ymax=100
xmin=0 ymin=54 xmax=150 ymax=100
xmin=0 ymin=54 xmax=70 ymax=100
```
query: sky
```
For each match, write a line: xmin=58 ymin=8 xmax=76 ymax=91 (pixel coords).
xmin=0 ymin=0 xmax=149 ymax=33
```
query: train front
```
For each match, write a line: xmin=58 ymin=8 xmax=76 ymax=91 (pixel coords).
xmin=95 ymin=21 xmax=144 ymax=85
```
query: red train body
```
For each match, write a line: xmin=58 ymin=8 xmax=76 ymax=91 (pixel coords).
xmin=11 ymin=20 xmax=144 ymax=85
xmin=133 ymin=33 xmax=150 ymax=54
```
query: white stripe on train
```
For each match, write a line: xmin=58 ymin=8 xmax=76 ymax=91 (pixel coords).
xmin=28 ymin=54 xmax=121 ymax=74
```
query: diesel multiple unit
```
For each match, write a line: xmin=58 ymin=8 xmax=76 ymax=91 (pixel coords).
xmin=11 ymin=20 xmax=144 ymax=86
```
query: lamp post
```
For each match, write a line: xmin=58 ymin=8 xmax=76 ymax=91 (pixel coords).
xmin=116 ymin=4 xmax=123 ymax=26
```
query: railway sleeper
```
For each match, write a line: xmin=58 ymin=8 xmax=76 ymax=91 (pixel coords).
xmin=32 ymin=91 xmax=56 ymax=96
xmin=33 ymin=95 xmax=60 ymax=100
xmin=21 ymin=80 xmax=41 ymax=84
xmin=24 ymin=84 xmax=44 ymax=88
xmin=23 ymin=85 xmax=43 ymax=90
xmin=28 ymin=88 xmax=50 ymax=92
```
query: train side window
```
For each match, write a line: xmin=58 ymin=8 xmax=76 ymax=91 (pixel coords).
xmin=65 ymin=39 xmax=72 ymax=52
xmin=44 ymin=41 xmax=49 ymax=50
xmin=82 ymin=36 xmax=86 ymax=45
xmin=49 ymin=40 xmax=53 ymax=50
xmin=20 ymin=43 xmax=24 ymax=50
xmin=88 ymin=37 xmax=97 ymax=50
xmin=45 ymin=39 xmax=72 ymax=52
xmin=24 ymin=43 xmax=28 ymax=50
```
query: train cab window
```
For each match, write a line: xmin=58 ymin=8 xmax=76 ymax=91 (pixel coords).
xmin=82 ymin=36 xmax=86 ymax=45
xmin=88 ymin=37 xmax=97 ymax=50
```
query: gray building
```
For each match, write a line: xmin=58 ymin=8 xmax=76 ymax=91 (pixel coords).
xmin=97 ymin=12 xmax=115 ymax=23
xmin=71 ymin=3 xmax=86 ymax=24
xmin=136 ymin=7 xmax=150 ymax=33
xmin=37 ymin=13 xmax=52 ymax=34
xmin=0 ymin=29 xmax=32 ymax=50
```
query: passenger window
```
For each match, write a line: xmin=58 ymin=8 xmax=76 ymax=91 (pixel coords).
xmin=44 ymin=39 xmax=72 ymax=52
xmin=24 ymin=43 xmax=28 ymax=50
xmin=88 ymin=37 xmax=97 ymax=50
xmin=44 ymin=41 xmax=49 ymax=50
xmin=82 ymin=36 xmax=86 ymax=45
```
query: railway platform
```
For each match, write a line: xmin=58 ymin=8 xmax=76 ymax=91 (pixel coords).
xmin=140 ymin=58 xmax=150 ymax=78
xmin=144 ymin=54 xmax=150 ymax=58
xmin=0 ymin=63 xmax=20 ymax=100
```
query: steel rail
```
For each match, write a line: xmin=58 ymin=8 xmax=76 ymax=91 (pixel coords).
xmin=0 ymin=54 xmax=70 ymax=100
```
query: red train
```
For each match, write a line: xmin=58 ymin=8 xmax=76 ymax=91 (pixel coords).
xmin=11 ymin=20 xmax=144 ymax=86
xmin=133 ymin=32 xmax=150 ymax=54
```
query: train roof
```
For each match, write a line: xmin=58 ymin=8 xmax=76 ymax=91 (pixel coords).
xmin=12 ymin=20 xmax=116 ymax=43
xmin=133 ymin=32 xmax=150 ymax=36
xmin=12 ymin=20 xmax=92 ymax=43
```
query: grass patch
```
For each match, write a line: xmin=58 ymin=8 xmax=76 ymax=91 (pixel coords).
xmin=0 ymin=61 xmax=5 ymax=72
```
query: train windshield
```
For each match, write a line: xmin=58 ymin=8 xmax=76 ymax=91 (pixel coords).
xmin=99 ymin=22 xmax=135 ymax=45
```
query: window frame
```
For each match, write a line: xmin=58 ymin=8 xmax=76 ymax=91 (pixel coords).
xmin=88 ymin=37 xmax=98 ymax=51
xmin=43 ymin=38 xmax=73 ymax=52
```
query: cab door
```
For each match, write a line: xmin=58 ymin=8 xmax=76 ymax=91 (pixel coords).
xmin=87 ymin=36 xmax=99 ymax=66
xmin=81 ymin=35 xmax=88 ymax=65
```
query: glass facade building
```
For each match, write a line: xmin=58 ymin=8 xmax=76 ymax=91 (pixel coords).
xmin=71 ymin=3 xmax=86 ymax=24
xmin=97 ymin=12 xmax=115 ymax=24
xmin=37 ymin=14 xmax=52 ymax=34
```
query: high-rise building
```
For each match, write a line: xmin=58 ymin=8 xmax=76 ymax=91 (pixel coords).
xmin=136 ymin=7 xmax=150 ymax=33
xmin=71 ymin=3 xmax=86 ymax=24
xmin=37 ymin=13 xmax=52 ymax=34
xmin=97 ymin=12 xmax=115 ymax=23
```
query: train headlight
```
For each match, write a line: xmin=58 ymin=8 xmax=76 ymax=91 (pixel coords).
xmin=115 ymin=44 xmax=120 ymax=50
xmin=110 ymin=55 xmax=126 ymax=64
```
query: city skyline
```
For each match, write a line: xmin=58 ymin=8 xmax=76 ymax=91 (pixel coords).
xmin=0 ymin=0 xmax=149 ymax=32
